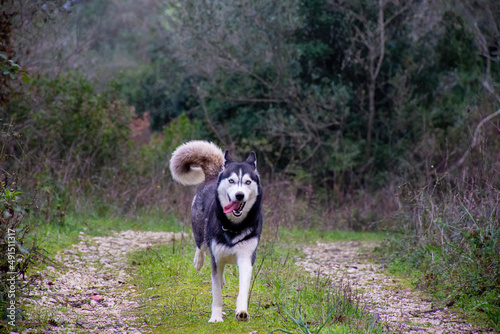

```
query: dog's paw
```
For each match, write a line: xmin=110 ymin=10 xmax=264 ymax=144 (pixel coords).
xmin=208 ymin=316 xmax=224 ymax=323
xmin=235 ymin=310 xmax=250 ymax=322
xmin=193 ymin=249 xmax=205 ymax=271
xmin=194 ymin=258 xmax=204 ymax=271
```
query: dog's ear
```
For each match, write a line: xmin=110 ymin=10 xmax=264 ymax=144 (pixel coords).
xmin=246 ymin=151 xmax=257 ymax=169
xmin=223 ymin=150 xmax=233 ymax=169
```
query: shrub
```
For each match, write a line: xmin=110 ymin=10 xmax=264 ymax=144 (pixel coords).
xmin=0 ymin=124 xmax=42 ymax=329
xmin=6 ymin=72 xmax=132 ymax=181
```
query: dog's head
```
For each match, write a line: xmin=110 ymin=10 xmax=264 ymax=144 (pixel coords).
xmin=217 ymin=150 xmax=261 ymax=223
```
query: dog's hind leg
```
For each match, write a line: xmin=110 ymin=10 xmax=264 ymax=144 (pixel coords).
xmin=208 ymin=259 xmax=224 ymax=323
xmin=235 ymin=257 xmax=253 ymax=321
xmin=193 ymin=247 xmax=205 ymax=271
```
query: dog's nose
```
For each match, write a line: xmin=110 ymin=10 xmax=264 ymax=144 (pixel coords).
xmin=235 ymin=193 xmax=244 ymax=201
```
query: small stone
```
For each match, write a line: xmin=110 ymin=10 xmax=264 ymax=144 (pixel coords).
xmin=81 ymin=304 xmax=92 ymax=310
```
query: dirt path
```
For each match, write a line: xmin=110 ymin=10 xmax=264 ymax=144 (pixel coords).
xmin=21 ymin=230 xmax=187 ymax=333
xmin=298 ymin=240 xmax=495 ymax=334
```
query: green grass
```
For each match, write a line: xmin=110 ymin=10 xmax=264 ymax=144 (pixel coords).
xmin=32 ymin=212 xmax=186 ymax=255
xmin=128 ymin=229 xmax=383 ymax=334
xmin=278 ymin=228 xmax=387 ymax=245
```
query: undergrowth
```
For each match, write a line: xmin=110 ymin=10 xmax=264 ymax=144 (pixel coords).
xmin=387 ymin=173 xmax=500 ymax=330
xmin=0 ymin=122 xmax=44 ymax=331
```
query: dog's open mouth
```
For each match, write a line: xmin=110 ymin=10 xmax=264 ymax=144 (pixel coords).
xmin=223 ymin=199 xmax=246 ymax=217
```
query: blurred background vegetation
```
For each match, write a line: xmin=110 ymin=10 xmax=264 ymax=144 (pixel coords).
xmin=1 ymin=0 xmax=499 ymax=329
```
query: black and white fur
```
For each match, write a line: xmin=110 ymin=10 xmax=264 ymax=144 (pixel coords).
xmin=169 ymin=141 xmax=263 ymax=323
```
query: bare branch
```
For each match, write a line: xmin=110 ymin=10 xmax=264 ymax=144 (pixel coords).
xmin=197 ymin=90 xmax=228 ymax=148
xmin=373 ymin=0 xmax=385 ymax=80
xmin=454 ymin=108 xmax=500 ymax=168
xmin=483 ymin=80 xmax=500 ymax=104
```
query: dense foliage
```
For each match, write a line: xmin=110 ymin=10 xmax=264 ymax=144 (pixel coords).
xmin=9 ymin=72 xmax=131 ymax=179
xmin=117 ymin=0 xmax=500 ymax=194
xmin=4 ymin=0 xmax=499 ymax=194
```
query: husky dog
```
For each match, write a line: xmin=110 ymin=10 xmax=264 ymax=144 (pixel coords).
xmin=169 ymin=141 xmax=263 ymax=323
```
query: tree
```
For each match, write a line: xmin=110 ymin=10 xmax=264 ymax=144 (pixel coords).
xmin=333 ymin=0 xmax=413 ymax=163
xmin=162 ymin=0 xmax=354 ymax=184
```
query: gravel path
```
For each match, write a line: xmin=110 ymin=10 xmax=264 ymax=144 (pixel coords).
xmin=21 ymin=230 xmax=187 ymax=333
xmin=298 ymin=240 xmax=496 ymax=334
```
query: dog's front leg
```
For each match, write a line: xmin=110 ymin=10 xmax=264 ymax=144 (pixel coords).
xmin=235 ymin=257 xmax=252 ymax=321
xmin=208 ymin=258 xmax=224 ymax=323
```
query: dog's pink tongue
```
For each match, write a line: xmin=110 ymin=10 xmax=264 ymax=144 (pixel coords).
xmin=223 ymin=201 xmax=240 ymax=213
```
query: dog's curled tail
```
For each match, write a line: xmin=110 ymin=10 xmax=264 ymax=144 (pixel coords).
xmin=169 ymin=140 xmax=224 ymax=185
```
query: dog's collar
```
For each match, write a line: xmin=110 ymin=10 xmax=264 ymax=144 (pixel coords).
xmin=222 ymin=226 xmax=253 ymax=245
xmin=221 ymin=225 xmax=236 ymax=234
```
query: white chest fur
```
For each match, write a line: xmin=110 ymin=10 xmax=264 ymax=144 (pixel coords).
xmin=211 ymin=237 xmax=258 ymax=266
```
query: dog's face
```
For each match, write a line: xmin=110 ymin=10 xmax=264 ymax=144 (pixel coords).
xmin=217 ymin=151 xmax=260 ymax=223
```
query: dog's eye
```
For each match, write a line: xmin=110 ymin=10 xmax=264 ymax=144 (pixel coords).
xmin=229 ymin=179 xmax=235 ymax=184
xmin=245 ymin=180 xmax=251 ymax=185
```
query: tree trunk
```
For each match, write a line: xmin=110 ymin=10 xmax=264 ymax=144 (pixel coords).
xmin=366 ymin=80 xmax=376 ymax=161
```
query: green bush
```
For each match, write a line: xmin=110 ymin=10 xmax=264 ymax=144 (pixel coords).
xmin=7 ymin=72 xmax=132 ymax=180
xmin=126 ymin=113 xmax=202 ymax=177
